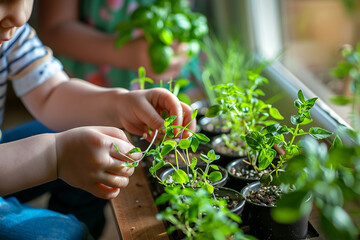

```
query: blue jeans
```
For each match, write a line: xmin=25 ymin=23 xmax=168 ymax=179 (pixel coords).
xmin=0 ymin=197 xmax=92 ymax=240
xmin=1 ymin=121 xmax=107 ymax=239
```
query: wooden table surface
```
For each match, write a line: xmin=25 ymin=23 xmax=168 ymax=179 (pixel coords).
xmin=110 ymin=166 xmax=169 ymax=240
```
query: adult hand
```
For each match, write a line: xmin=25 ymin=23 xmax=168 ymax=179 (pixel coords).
xmin=55 ymin=126 xmax=138 ymax=199
xmin=126 ymin=38 xmax=188 ymax=82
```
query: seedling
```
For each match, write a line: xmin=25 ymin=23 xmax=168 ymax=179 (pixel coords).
xmin=155 ymin=186 xmax=253 ymax=239
xmin=206 ymin=72 xmax=284 ymax=158
xmin=131 ymin=66 xmax=154 ymax=90
xmin=244 ymin=90 xmax=332 ymax=185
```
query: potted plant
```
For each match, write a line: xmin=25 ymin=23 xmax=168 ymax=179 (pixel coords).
xmin=155 ymin=186 xmax=253 ymax=240
xmin=114 ymin=0 xmax=208 ymax=74
xmin=205 ymin=72 xmax=284 ymax=167
xmin=240 ymin=90 xmax=332 ymax=240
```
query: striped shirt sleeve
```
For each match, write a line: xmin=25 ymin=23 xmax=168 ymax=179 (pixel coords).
xmin=6 ymin=24 xmax=65 ymax=97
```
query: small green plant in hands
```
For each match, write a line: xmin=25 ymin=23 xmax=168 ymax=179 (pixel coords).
xmin=330 ymin=43 xmax=360 ymax=129
xmin=244 ymin=90 xmax=332 ymax=185
xmin=155 ymin=186 xmax=255 ymax=240
xmin=131 ymin=66 xmax=154 ymax=90
xmin=115 ymin=0 xmax=208 ymax=74
xmin=205 ymin=72 xmax=284 ymax=155
xmin=148 ymin=110 xmax=223 ymax=194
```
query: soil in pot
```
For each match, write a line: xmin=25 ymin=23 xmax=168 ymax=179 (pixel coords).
xmin=198 ymin=116 xmax=230 ymax=138
xmin=211 ymin=134 xmax=247 ymax=167
xmin=241 ymin=181 xmax=310 ymax=240
xmin=214 ymin=186 xmax=245 ymax=217
xmin=226 ymin=158 xmax=266 ymax=192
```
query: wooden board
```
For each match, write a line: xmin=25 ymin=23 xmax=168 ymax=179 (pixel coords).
xmin=110 ymin=166 xmax=169 ymax=240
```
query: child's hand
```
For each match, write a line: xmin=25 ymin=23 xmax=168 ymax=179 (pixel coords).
xmin=55 ymin=126 xmax=139 ymax=199
xmin=115 ymin=88 xmax=196 ymax=142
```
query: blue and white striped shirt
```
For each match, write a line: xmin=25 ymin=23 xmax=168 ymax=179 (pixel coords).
xmin=0 ymin=23 xmax=63 ymax=127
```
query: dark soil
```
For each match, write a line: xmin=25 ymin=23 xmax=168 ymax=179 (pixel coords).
xmin=229 ymin=166 xmax=262 ymax=180
xmin=214 ymin=192 xmax=240 ymax=210
xmin=247 ymin=185 xmax=282 ymax=207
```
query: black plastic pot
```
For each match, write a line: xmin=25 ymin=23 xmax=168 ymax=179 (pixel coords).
xmin=226 ymin=158 xmax=260 ymax=192
xmin=211 ymin=135 xmax=247 ymax=167
xmin=241 ymin=181 xmax=310 ymax=240
xmin=214 ymin=186 xmax=245 ymax=217
xmin=198 ymin=116 xmax=230 ymax=139
xmin=190 ymin=99 xmax=210 ymax=120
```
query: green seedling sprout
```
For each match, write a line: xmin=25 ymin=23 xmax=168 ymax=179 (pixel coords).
xmin=113 ymin=129 xmax=158 ymax=167
xmin=130 ymin=66 xmax=154 ymax=90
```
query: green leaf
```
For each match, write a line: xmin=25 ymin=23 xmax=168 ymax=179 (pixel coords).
xmin=329 ymin=135 xmax=343 ymax=153
xmin=269 ymin=107 xmax=284 ymax=120
xmin=159 ymin=28 xmax=173 ymax=45
xmin=125 ymin=162 xmax=139 ymax=167
xmin=297 ymin=90 xmax=306 ymax=103
xmin=178 ymin=138 xmax=191 ymax=149
xmin=320 ymin=206 xmax=358 ymax=240
xmin=245 ymin=131 xmax=263 ymax=150
xmin=177 ymin=93 xmax=191 ymax=105
xmin=195 ymin=133 xmax=210 ymax=143
xmin=330 ymin=95 xmax=353 ymax=105
xmin=205 ymin=105 xmax=222 ymax=117
xmin=208 ymin=171 xmax=222 ymax=182
xmin=258 ymin=148 xmax=276 ymax=171
xmin=155 ymin=193 xmax=172 ymax=205
xmin=161 ymin=144 xmax=174 ymax=155
xmin=190 ymin=157 xmax=197 ymax=170
xmin=172 ymin=169 xmax=189 ymax=184
xmin=203 ymin=182 xmax=214 ymax=193
xmin=149 ymin=42 xmax=173 ymax=74
xmin=164 ymin=116 xmax=177 ymax=127
xmin=191 ymin=109 xmax=198 ymax=120
xmin=129 ymin=147 xmax=142 ymax=154
xmin=115 ymin=32 xmax=132 ymax=48
xmin=309 ymin=127 xmax=333 ymax=139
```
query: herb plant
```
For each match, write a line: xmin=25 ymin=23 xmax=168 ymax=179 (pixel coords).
xmin=115 ymin=0 xmax=208 ymax=74
xmin=245 ymin=90 xmax=333 ymax=183
xmin=205 ymin=72 xmax=284 ymax=159
xmin=155 ymin=186 xmax=254 ymax=240
xmin=273 ymin=132 xmax=360 ymax=240
xmin=115 ymin=109 xmax=223 ymax=193
xmin=330 ymin=42 xmax=360 ymax=129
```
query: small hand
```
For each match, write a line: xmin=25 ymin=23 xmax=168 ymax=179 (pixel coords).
xmin=55 ymin=126 xmax=139 ymax=199
xmin=116 ymin=88 xmax=196 ymax=142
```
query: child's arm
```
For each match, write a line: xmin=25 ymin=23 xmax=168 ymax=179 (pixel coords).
xmin=21 ymin=72 xmax=195 ymax=141
xmin=37 ymin=0 xmax=188 ymax=82
xmin=0 ymin=126 xmax=137 ymax=199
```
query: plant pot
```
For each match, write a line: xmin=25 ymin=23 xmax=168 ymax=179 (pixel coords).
xmin=226 ymin=158 xmax=261 ymax=192
xmin=198 ymin=116 xmax=230 ymax=139
xmin=214 ymin=186 xmax=245 ymax=217
xmin=211 ymin=134 xmax=247 ymax=167
xmin=190 ymin=99 xmax=210 ymax=120
xmin=241 ymin=181 xmax=310 ymax=240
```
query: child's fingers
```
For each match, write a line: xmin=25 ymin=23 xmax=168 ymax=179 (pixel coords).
xmin=99 ymin=173 xmax=130 ymax=189
xmin=95 ymin=126 xmax=131 ymax=143
xmin=90 ymin=183 xmax=120 ymax=199
xmin=105 ymin=163 xmax=135 ymax=178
